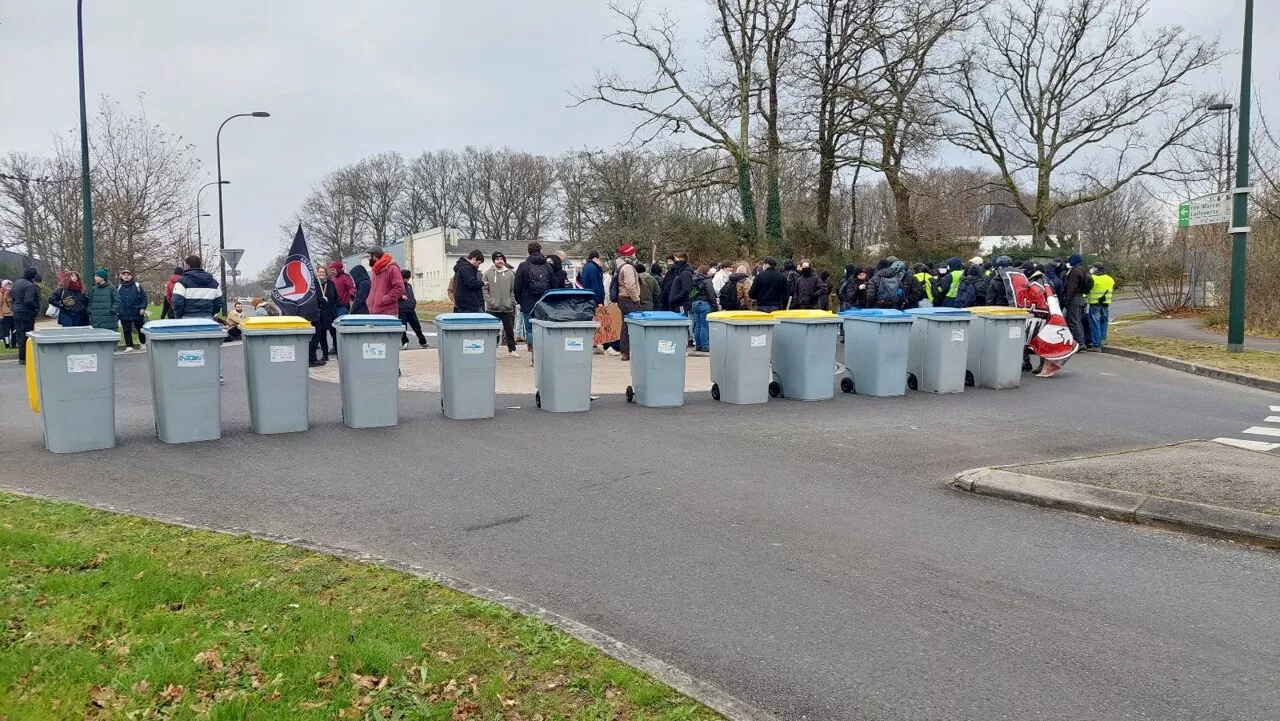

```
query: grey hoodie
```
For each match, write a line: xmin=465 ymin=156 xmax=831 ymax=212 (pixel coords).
xmin=483 ymin=264 xmax=516 ymax=312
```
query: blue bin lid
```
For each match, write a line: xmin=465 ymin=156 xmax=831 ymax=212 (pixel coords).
xmin=905 ymin=307 xmax=972 ymax=318
xmin=143 ymin=318 xmax=223 ymax=334
xmin=435 ymin=312 xmax=501 ymax=327
xmin=839 ymin=308 xmax=907 ymax=318
xmin=626 ymin=311 xmax=687 ymax=321
xmin=334 ymin=313 xmax=403 ymax=328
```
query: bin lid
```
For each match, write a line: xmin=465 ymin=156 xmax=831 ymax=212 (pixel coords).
xmin=771 ymin=309 xmax=839 ymax=321
xmin=905 ymin=307 xmax=972 ymax=319
xmin=334 ymin=313 xmax=403 ymax=328
xmin=708 ymin=310 xmax=777 ymax=324
xmin=839 ymin=308 xmax=907 ymax=318
xmin=540 ymin=288 xmax=596 ymax=301
xmin=26 ymin=327 xmax=122 ymax=345
xmin=626 ymin=310 xmax=687 ymax=322
xmin=241 ymin=315 xmax=313 ymax=330
xmin=143 ymin=318 xmax=223 ymax=334
xmin=967 ymin=305 xmax=1029 ymax=318
xmin=435 ymin=312 xmax=501 ymax=328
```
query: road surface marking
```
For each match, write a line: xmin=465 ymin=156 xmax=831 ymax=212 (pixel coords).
xmin=1272 ymin=405 xmax=1280 ymax=412
xmin=1214 ymin=437 xmax=1280 ymax=452
xmin=1267 ymin=416 xmax=1280 ymax=424
xmin=1243 ymin=426 xmax=1280 ymax=438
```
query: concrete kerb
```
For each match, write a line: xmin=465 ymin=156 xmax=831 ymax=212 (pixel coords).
xmin=0 ymin=487 xmax=781 ymax=721
xmin=1102 ymin=345 xmax=1280 ymax=394
xmin=952 ymin=452 xmax=1280 ymax=549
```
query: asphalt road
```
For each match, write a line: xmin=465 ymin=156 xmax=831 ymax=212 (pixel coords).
xmin=2 ymin=350 xmax=1279 ymax=721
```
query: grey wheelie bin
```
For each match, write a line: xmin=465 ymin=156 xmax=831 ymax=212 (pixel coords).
xmin=769 ymin=310 xmax=841 ymax=401
xmin=334 ymin=314 xmax=404 ymax=428
xmin=624 ymin=310 xmax=692 ymax=407
xmin=530 ymin=289 xmax=599 ymax=412
xmin=838 ymin=308 xmax=914 ymax=396
xmin=241 ymin=316 xmax=314 ymax=434
xmin=436 ymin=312 xmax=502 ymax=420
xmin=904 ymin=307 xmax=972 ymax=393
xmin=142 ymin=318 xmax=226 ymax=443
xmin=965 ymin=306 xmax=1030 ymax=389
xmin=27 ymin=327 xmax=121 ymax=453
xmin=708 ymin=311 xmax=778 ymax=404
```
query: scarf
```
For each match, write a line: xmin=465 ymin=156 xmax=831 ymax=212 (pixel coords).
xmin=372 ymin=253 xmax=393 ymax=274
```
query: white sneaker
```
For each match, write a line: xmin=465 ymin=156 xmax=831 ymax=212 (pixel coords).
xmin=508 ymin=350 xmax=521 ymax=358
xmin=139 ymin=344 xmax=146 ymax=351
xmin=604 ymin=347 xmax=621 ymax=357
xmin=401 ymin=342 xmax=408 ymax=350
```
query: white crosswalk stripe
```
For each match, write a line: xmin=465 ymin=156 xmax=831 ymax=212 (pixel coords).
xmin=1267 ymin=416 xmax=1280 ymax=424
xmin=1214 ymin=437 xmax=1280 ymax=452
xmin=1243 ymin=426 xmax=1280 ymax=438
xmin=1272 ymin=406 xmax=1280 ymax=412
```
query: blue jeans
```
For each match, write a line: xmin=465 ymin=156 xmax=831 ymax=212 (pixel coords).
xmin=520 ymin=310 xmax=533 ymax=348
xmin=1089 ymin=304 xmax=1109 ymax=346
xmin=691 ymin=299 xmax=712 ymax=350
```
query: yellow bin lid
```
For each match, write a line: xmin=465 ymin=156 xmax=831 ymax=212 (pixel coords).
xmin=241 ymin=315 xmax=313 ymax=330
xmin=968 ymin=306 xmax=1029 ymax=318
xmin=771 ymin=309 xmax=837 ymax=320
xmin=708 ymin=310 xmax=777 ymax=323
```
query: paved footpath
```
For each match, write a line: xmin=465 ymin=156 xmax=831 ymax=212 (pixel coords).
xmin=2 ymin=351 xmax=1279 ymax=720
xmin=1122 ymin=316 xmax=1280 ymax=354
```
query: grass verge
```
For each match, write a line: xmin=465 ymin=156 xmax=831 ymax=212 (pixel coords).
xmin=0 ymin=493 xmax=722 ymax=720
xmin=1108 ymin=332 xmax=1280 ymax=381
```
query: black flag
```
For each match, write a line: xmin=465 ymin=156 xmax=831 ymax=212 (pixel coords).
xmin=270 ymin=224 xmax=320 ymax=321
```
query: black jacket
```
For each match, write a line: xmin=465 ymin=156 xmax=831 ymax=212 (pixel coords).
xmin=985 ymin=268 xmax=1010 ymax=307
xmin=399 ymin=280 xmax=418 ymax=314
xmin=349 ymin=265 xmax=371 ymax=314
xmin=513 ymin=253 xmax=552 ymax=311
xmin=318 ymin=277 xmax=339 ymax=321
xmin=749 ymin=267 xmax=789 ymax=310
xmin=658 ymin=266 xmax=676 ymax=311
xmin=664 ymin=261 xmax=694 ymax=313
xmin=117 ymin=280 xmax=148 ymax=318
xmin=11 ymin=273 xmax=41 ymax=321
xmin=690 ymin=273 xmax=718 ymax=310
xmin=900 ymin=271 xmax=927 ymax=309
xmin=791 ymin=268 xmax=824 ymax=309
xmin=172 ymin=268 xmax=221 ymax=319
xmin=1063 ymin=264 xmax=1090 ymax=300
xmin=452 ymin=257 xmax=484 ymax=313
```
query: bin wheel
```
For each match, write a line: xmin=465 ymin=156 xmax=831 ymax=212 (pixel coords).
xmin=625 ymin=385 xmax=634 ymax=403
xmin=711 ymin=383 xmax=720 ymax=401
xmin=906 ymin=373 xmax=918 ymax=391
xmin=965 ymin=370 xmax=975 ymax=387
xmin=840 ymin=377 xmax=854 ymax=394
xmin=535 ymin=391 xmax=541 ymax=409
xmin=768 ymin=381 xmax=782 ymax=398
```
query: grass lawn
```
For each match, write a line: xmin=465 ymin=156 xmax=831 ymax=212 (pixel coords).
xmin=0 ymin=493 xmax=721 ymax=720
xmin=1108 ymin=332 xmax=1280 ymax=381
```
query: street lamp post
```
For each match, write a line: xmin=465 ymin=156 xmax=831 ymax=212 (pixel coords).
xmin=215 ymin=112 xmax=269 ymax=311
xmin=1226 ymin=0 xmax=1253 ymax=353
xmin=76 ymin=0 xmax=94 ymax=280
xmin=196 ymin=180 xmax=227 ymax=261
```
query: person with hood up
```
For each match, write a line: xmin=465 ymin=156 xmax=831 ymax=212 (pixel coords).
xmin=0 ymin=279 xmax=13 ymax=349
xmin=11 ymin=268 xmax=41 ymax=364
xmin=749 ymin=257 xmax=788 ymax=312
xmin=837 ymin=264 xmax=866 ymax=310
xmin=657 ymin=257 xmax=675 ymax=311
xmin=1044 ymin=258 xmax=1066 ymax=298
xmin=366 ymin=246 xmax=405 ymax=316
xmin=934 ymin=257 xmax=964 ymax=307
xmin=50 ymin=271 xmax=89 ymax=327
xmin=451 ymin=249 xmax=485 ymax=314
xmin=171 ymin=255 xmax=222 ymax=320
xmin=85 ymin=268 xmax=120 ymax=332
xmin=782 ymin=259 xmax=799 ymax=301
xmin=1062 ymin=252 xmax=1092 ymax=348
xmin=867 ymin=260 xmax=922 ymax=310
xmin=663 ymin=252 xmax=694 ymax=315
xmin=329 ymin=261 xmax=355 ymax=317
xmin=116 ymin=269 xmax=148 ymax=351
xmin=399 ymin=268 xmax=428 ymax=349
xmin=954 ymin=265 xmax=987 ymax=308
xmin=689 ymin=264 xmax=718 ymax=354
xmin=548 ymin=253 xmax=569 ymax=290
xmin=483 ymin=251 xmax=518 ymax=356
xmin=638 ymin=262 xmax=662 ymax=311
xmin=818 ymin=270 xmax=833 ymax=311
xmin=790 ymin=259 xmax=824 ymax=309
xmin=348 ymin=263 xmax=371 ymax=314
xmin=162 ymin=265 xmax=183 ymax=319
xmin=514 ymin=241 xmax=554 ymax=355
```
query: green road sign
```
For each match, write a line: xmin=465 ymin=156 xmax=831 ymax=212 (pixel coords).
xmin=1178 ymin=203 xmax=1191 ymax=228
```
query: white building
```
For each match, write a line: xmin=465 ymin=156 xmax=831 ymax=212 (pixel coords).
xmin=970 ymin=234 xmax=1078 ymax=257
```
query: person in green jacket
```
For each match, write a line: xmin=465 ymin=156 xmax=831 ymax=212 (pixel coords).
xmin=86 ymin=268 xmax=120 ymax=332
xmin=1086 ymin=263 xmax=1115 ymax=350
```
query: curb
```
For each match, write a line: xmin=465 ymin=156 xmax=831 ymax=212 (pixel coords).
xmin=1101 ymin=345 xmax=1280 ymax=393
xmin=0 ymin=487 xmax=780 ymax=721
xmin=951 ymin=467 xmax=1280 ymax=549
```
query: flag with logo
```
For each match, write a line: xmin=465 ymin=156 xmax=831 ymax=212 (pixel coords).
xmin=271 ymin=224 xmax=319 ymax=321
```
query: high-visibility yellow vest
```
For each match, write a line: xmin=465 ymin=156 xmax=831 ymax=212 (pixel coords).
xmin=915 ymin=272 xmax=933 ymax=302
xmin=1088 ymin=273 xmax=1115 ymax=305
xmin=945 ymin=269 xmax=963 ymax=299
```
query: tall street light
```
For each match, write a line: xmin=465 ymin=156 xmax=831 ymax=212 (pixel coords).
xmin=1226 ymin=0 xmax=1253 ymax=353
xmin=1208 ymin=102 xmax=1234 ymax=194
xmin=76 ymin=0 xmax=94 ymax=280
xmin=216 ymin=112 xmax=269 ymax=311
xmin=196 ymin=180 xmax=228 ymax=261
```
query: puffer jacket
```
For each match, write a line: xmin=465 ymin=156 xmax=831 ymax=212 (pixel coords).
xmin=172 ymin=268 xmax=222 ymax=319
xmin=86 ymin=281 xmax=120 ymax=329
xmin=791 ymin=267 xmax=824 ymax=309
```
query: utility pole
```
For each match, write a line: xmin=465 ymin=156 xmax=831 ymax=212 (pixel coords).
xmin=1226 ymin=0 xmax=1253 ymax=353
xmin=76 ymin=0 xmax=94 ymax=279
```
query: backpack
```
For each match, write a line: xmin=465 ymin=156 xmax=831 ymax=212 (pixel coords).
xmin=526 ymin=262 xmax=552 ymax=299
xmin=608 ymin=272 xmax=620 ymax=303
xmin=1080 ymin=272 xmax=1094 ymax=296
xmin=838 ymin=277 xmax=859 ymax=307
xmin=718 ymin=279 xmax=742 ymax=311
xmin=956 ymin=279 xmax=978 ymax=308
xmin=873 ymin=275 xmax=902 ymax=308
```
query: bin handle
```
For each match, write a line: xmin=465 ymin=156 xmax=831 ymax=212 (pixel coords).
xmin=26 ymin=337 xmax=39 ymax=413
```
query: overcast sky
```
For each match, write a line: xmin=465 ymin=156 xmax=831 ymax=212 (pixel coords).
xmin=0 ymin=1 xmax=1273 ymax=275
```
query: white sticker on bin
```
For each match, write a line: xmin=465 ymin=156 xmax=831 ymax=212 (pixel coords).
xmin=362 ymin=342 xmax=387 ymax=360
xmin=951 ymin=328 xmax=965 ymax=342
xmin=565 ymin=337 xmax=585 ymax=352
xmin=1008 ymin=326 xmax=1022 ymax=339
xmin=177 ymin=349 xmax=205 ymax=367
xmin=66 ymin=353 xmax=97 ymax=373
xmin=269 ymin=345 xmax=295 ymax=363
xmin=462 ymin=338 xmax=485 ymax=354
xmin=750 ymin=334 xmax=767 ymax=348
xmin=657 ymin=339 xmax=676 ymax=354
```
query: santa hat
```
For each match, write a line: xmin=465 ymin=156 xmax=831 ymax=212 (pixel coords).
xmin=619 ymin=244 xmax=637 ymax=257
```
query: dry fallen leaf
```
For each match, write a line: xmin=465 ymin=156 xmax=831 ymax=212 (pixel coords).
xmin=192 ymin=649 xmax=224 ymax=671
xmin=133 ymin=571 xmax=145 ymax=581
xmin=436 ymin=650 xmax=458 ymax=663
xmin=131 ymin=679 xmax=150 ymax=695
xmin=452 ymin=698 xmax=480 ymax=720
xmin=168 ymin=601 xmax=184 ymax=612
xmin=298 ymin=700 xmax=327 ymax=710
xmin=314 ymin=671 xmax=340 ymax=688
xmin=83 ymin=553 xmax=108 ymax=569
xmin=89 ymin=684 xmax=118 ymax=708
xmin=33 ymin=595 xmax=47 ymax=607
xmin=158 ymin=684 xmax=185 ymax=705
xmin=351 ymin=674 xmax=386 ymax=690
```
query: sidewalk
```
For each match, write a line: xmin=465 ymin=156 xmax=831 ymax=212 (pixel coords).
xmin=1121 ymin=317 xmax=1280 ymax=354
xmin=953 ymin=440 xmax=1280 ymax=547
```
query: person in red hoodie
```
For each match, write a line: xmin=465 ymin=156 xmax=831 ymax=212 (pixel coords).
xmin=366 ymin=246 xmax=404 ymax=316
xmin=162 ymin=265 xmax=182 ymax=319
xmin=329 ymin=260 xmax=355 ymax=313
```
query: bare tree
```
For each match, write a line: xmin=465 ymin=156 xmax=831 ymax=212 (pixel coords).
xmin=297 ymin=169 xmax=365 ymax=261
xmin=348 ymin=151 xmax=405 ymax=245
xmin=939 ymin=0 xmax=1222 ymax=247
xmin=396 ymin=149 xmax=462 ymax=236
